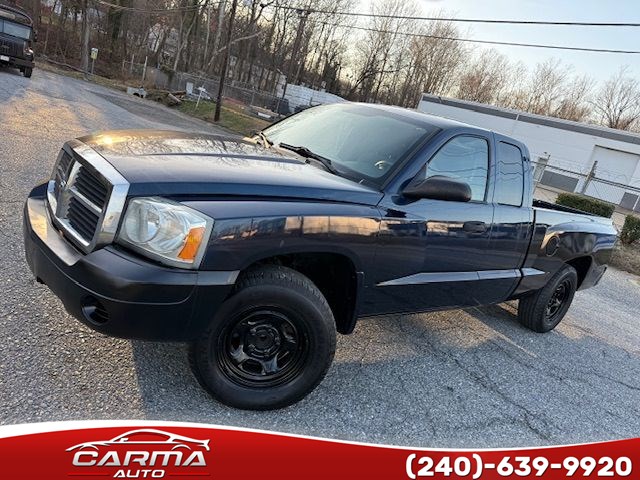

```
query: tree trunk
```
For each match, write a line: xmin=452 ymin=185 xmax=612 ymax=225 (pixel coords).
xmin=80 ymin=0 xmax=90 ymax=74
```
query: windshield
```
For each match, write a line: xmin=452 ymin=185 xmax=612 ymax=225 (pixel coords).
xmin=0 ymin=19 xmax=31 ymax=40
xmin=264 ymin=103 xmax=438 ymax=185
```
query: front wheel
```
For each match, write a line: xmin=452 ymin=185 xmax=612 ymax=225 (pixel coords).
xmin=23 ymin=67 xmax=32 ymax=78
xmin=517 ymin=265 xmax=578 ymax=332
xmin=189 ymin=265 xmax=336 ymax=410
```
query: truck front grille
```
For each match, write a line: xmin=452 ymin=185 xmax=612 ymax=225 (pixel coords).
xmin=67 ymin=196 xmax=100 ymax=240
xmin=74 ymin=165 xmax=108 ymax=208
xmin=0 ymin=37 xmax=22 ymax=58
xmin=48 ymin=151 xmax=111 ymax=248
xmin=46 ymin=143 xmax=129 ymax=253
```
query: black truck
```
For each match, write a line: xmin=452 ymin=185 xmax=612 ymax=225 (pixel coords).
xmin=0 ymin=3 xmax=35 ymax=77
xmin=23 ymin=103 xmax=617 ymax=409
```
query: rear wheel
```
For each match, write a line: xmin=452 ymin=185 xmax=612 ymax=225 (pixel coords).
xmin=23 ymin=67 xmax=32 ymax=78
xmin=517 ymin=265 xmax=577 ymax=332
xmin=189 ymin=265 xmax=336 ymax=410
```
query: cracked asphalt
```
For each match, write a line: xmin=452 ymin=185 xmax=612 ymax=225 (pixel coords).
xmin=1 ymin=66 xmax=639 ymax=448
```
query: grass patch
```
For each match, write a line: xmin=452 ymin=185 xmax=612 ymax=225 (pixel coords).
xmin=178 ymin=99 xmax=271 ymax=136
xmin=610 ymin=243 xmax=640 ymax=277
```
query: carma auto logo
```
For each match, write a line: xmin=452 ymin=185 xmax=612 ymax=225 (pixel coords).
xmin=66 ymin=428 xmax=211 ymax=478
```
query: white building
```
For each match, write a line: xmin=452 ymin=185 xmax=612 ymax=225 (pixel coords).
xmin=417 ymin=93 xmax=640 ymax=212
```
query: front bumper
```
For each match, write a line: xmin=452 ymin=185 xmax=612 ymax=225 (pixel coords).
xmin=23 ymin=185 xmax=237 ymax=341
xmin=0 ymin=55 xmax=34 ymax=69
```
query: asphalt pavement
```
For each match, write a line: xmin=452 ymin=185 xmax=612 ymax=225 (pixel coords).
xmin=1 ymin=66 xmax=639 ymax=448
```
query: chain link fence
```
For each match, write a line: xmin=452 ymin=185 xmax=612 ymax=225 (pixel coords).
xmin=120 ymin=62 xmax=343 ymax=116
xmin=531 ymin=159 xmax=640 ymax=215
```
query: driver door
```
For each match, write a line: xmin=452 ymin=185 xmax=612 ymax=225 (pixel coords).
xmin=365 ymin=134 xmax=511 ymax=315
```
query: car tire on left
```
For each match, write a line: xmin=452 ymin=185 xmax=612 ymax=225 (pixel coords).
xmin=189 ymin=265 xmax=336 ymax=410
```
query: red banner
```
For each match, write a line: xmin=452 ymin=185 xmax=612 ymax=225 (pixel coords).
xmin=0 ymin=422 xmax=636 ymax=479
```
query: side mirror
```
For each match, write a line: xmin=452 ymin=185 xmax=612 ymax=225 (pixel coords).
xmin=403 ymin=175 xmax=472 ymax=202
xmin=33 ymin=30 xmax=38 ymax=42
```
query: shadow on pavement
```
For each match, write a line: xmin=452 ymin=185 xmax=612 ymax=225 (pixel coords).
xmin=129 ymin=303 xmax=640 ymax=447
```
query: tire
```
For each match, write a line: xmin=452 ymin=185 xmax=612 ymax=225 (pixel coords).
xmin=517 ymin=264 xmax=578 ymax=333
xmin=23 ymin=67 xmax=32 ymax=78
xmin=189 ymin=265 xmax=336 ymax=410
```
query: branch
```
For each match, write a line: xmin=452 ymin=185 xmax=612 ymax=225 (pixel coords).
xmin=215 ymin=30 xmax=263 ymax=54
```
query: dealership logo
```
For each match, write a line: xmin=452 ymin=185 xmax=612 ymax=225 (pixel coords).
xmin=67 ymin=428 xmax=211 ymax=478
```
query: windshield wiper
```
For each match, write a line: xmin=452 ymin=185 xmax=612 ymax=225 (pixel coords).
xmin=254 ymin=130 xmax=273 ymax=148
xmin=278 ymin=143 xmax=339 ymax=174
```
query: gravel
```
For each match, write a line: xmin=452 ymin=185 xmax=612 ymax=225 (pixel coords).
xmin=1 ymin=67 xmax=639 ymax=448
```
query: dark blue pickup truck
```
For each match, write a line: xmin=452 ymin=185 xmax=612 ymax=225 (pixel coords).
xmin=23 ymin=103 xmax=616 ymax=409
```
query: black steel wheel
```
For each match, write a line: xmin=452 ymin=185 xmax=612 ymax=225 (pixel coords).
xmin=545 ymin=279 xmax=571 ymax=321
xmin=189 ymin=265 xmax=336 ymax=410
xmin=518 ymin=264 xmax=578 ymax=333
xmin=217 ymin=308 xmax=309 ymax=388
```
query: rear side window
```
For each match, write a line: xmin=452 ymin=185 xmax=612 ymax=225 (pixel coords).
xmin=495 ymin=142 xmax=524 ymax=206
xmin=424 ymin=135 xmax=489 ymax=202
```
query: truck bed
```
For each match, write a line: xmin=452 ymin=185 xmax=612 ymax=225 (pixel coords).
xmin=533 ymin=199 xmax=614 ymax=228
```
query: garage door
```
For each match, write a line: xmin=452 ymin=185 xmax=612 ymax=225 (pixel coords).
xmin=584 ymin=146 xmax=640 ymax=204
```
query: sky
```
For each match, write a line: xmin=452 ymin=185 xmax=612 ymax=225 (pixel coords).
xmin=360 ymin=0 xmax=640 ymax=83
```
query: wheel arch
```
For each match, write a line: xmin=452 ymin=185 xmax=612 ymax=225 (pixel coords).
xmin=565 ymin=255 xmax=593 ymax=288
xmin=236 ymin=250 xmax=363 ymax=334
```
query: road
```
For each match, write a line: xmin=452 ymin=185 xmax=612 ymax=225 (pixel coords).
xmin=1 ymin=67 xmax=639 ymax=448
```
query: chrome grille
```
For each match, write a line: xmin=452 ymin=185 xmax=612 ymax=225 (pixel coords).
xmin=46 ymin=141 xmax=130 ymax=253
xmin=53 ymin=151 xmax=73 ymax=198
xmin=67 ymin=196 xmax=100 ymax=240
xmin=74 ymin=165 xmax=108 ymax=208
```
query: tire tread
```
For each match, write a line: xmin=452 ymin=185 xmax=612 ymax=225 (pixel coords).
xmin=517 ymin=264 xmax=577 ymax=333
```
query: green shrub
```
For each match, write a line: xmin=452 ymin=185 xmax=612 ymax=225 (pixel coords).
xmin=555 ymin=193 xmax=615 ymax=218
xmin=620 ymin=215 xmax=640 ymax=245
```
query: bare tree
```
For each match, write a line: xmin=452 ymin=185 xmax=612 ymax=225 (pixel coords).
xmin=516 ymin=58 xmax=570 ymax=115
xmin=553 ymin=75 xmax=593 ymax=122
xmin=591 ymin=66 xmax=640 ymax=130
xmin=456 ymin=49 xmax=510 ymax=104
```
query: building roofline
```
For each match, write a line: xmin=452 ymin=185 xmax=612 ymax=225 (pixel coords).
xmin=420 ymin=93 xmax=640 ymax=146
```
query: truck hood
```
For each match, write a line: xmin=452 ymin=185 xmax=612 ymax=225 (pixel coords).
xmin=77 ymin=130 xmax=382 ymax=205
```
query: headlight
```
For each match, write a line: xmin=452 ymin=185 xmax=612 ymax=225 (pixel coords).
xmin=117 ymin=197 xmax=213 ymax=269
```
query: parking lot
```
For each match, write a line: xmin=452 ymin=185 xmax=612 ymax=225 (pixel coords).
xmin=1 ymin=67 xmax=639 ymax=448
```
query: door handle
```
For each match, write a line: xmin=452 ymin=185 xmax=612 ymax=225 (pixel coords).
xmin=463 ymin=221 xmax=487 ymax=233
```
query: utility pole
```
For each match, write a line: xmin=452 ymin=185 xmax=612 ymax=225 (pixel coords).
xmin=214 ymin=0 xmax=237 ymax=122
xmin=281 ymin=7 xmax=310 ymax=101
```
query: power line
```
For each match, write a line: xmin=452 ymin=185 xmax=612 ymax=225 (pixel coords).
xmin=264 ymin=4 xmax=640 ymax=27
xmin=313 ymin=21 xmax=640 ymax=54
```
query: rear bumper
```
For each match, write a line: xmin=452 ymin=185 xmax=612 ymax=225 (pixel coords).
xmin=23 ymin=186 xmax=236 ymax=341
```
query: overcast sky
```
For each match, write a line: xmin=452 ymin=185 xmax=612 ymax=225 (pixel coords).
xmin=360 ymin=0 xmax=640 ymax=83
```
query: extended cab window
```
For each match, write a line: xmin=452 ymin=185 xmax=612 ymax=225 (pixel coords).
xmin=424 ymin=136 xmax=489 ymax=201
xmin=496 ymin=142 xmax=525 ymax=206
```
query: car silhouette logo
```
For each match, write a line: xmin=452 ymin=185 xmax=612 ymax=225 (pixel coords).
xmin=66 ymin=428 xmax=210 ymax=452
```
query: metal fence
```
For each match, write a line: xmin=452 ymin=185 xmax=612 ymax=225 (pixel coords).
xmin=120 ymin=62 xmax=336 ymax=116
xmin=531 ymin=159 xmax=640 ymax=214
